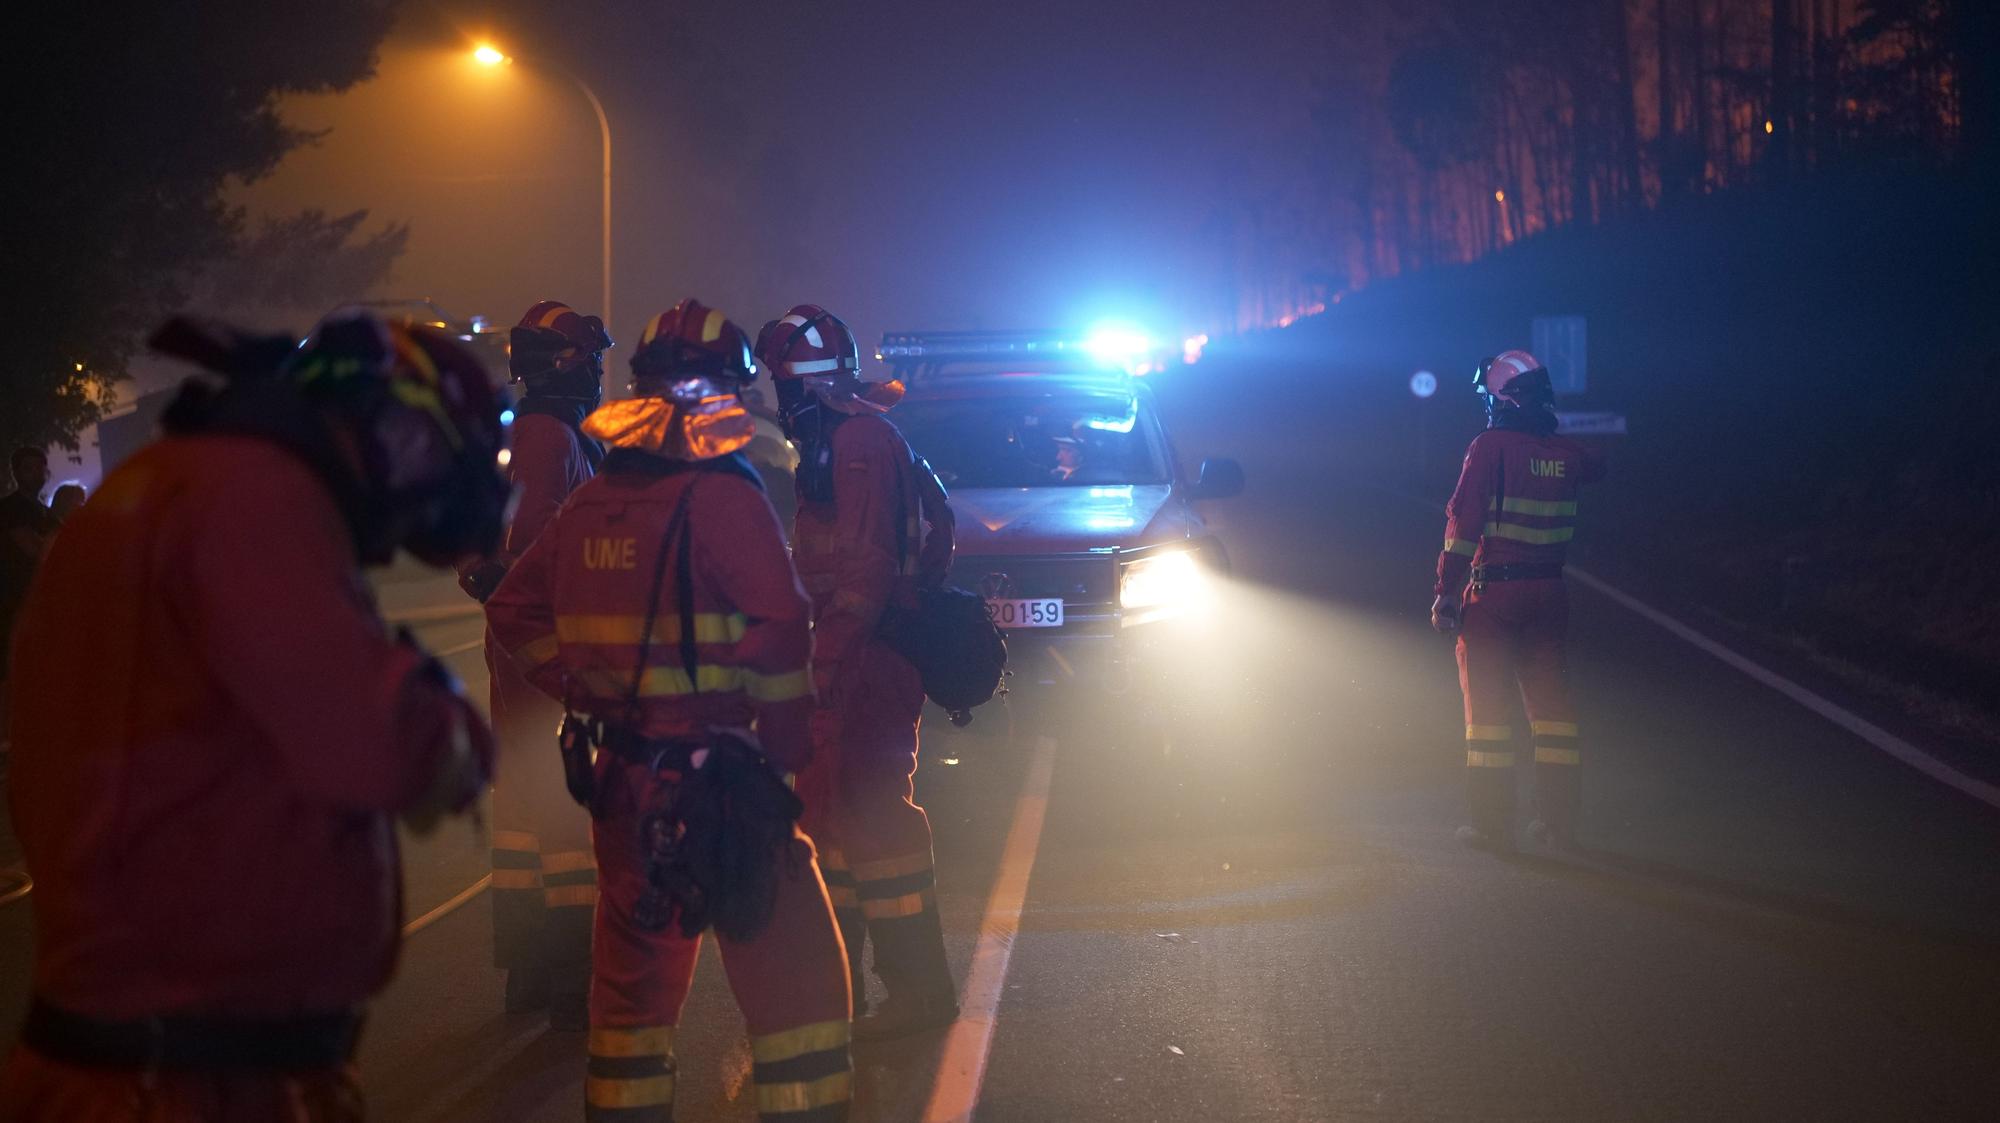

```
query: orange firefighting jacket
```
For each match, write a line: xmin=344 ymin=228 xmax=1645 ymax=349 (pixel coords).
xmin=1435 ymin=427 xmax=1607 ymax=597
xmin=485 ymin=451 xmax=816 ymax=770
xmin=790 ymin=413 xmax=950 ymax=700
xmin=5 ymin=437 xmax=484 ymax=1020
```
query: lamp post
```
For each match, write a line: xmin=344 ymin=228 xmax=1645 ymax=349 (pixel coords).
xmin=472 ymin=44 xmax=613 ymax=332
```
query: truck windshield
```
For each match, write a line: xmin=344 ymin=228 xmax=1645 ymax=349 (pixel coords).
xmin=895 ymin=392 xmax=1171 ymax=489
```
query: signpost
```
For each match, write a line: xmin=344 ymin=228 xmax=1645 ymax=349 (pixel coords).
xmin=1411 ymin=370 xmax=1438 ymax=477
xmin=1532 ymin=315 xmax=1588 ymax=396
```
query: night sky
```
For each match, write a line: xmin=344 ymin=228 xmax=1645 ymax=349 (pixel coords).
xmin=234 ymin=0 xmax=1341 ymax=353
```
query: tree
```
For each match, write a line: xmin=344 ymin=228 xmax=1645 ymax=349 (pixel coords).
xmin=187 ymin=210 xmax=411 ymax=328
xmin=0 ymin=1 xmax=395 ymax=453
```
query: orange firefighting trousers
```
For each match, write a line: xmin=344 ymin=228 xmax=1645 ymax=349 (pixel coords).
xmin=585 ymin=757 xmax=851 ymax=1123
xmin=796 ymin=643 xmax=951 ymax=1007
xmin=1455 ymin=578 xmax=1581 ymax=835
xmin=485 ymin=633 xmax=596 ymax=995
xmin=0 ymin=1047 xmax=362 ymax=1123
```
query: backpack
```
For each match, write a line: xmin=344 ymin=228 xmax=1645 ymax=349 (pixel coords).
xmin=879 ymin=455 xmax=1008 ymax=726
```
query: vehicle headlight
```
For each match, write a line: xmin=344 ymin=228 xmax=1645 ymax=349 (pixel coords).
xmin=1119 ymin=549 xmax=1211 ymax=625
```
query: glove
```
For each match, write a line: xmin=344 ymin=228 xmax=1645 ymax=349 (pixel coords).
xmin=1430 ymin=595 xmax=1463 ymax=636
xmin=458 ymin=559 xmax=509 ymax=603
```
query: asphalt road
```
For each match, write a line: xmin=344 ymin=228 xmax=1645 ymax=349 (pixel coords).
xmin=4 ymin=404 xmax=1998 ymax=1121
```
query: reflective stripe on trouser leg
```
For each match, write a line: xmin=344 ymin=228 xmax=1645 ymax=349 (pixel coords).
xmin=490 ymin=830 xmax=543 ymax=969
xmin=586 ymin=1025 xmax=676 ymax=1122
xmin=542 ymin=849 xmax=599 ymax=996
xmin=1530 ymin=720 xmax=1581 ymax=830
xmin=857 ymin=852 xmax=952 ymax=1004
xmin=751 ymin=1020 xmax=852 ymax=1122
xmin=1457 ymin=598 xmax=1520 ymax=836
xmin=817 ymin=848 xmax=867 ymax=1002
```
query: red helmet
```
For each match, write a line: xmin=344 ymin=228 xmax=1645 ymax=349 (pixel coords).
xmin=755 ymin=304 xmax=903 ymax=413
xmin=630 ymin=298 xmax=757 ymax=390
xmin=585 ymin=299 xmax=758 ymax=461
xmin=510 ymin=300 xmax=612 ymax=386
xmin=1474 ymin=349 xmax=1547 ymax=400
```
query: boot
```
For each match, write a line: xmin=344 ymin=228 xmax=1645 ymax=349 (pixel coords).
xmin=854 ymin=904 xmax=957 ymax=1042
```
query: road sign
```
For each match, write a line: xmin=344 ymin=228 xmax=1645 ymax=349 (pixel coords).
xmin=1532 ymin=316 xmax=1588 ymax=395
xmin=1409 ymin=370 xmax=1438 ymax=399
xmin=1557 ymin=411 xmax=1626 ymax=435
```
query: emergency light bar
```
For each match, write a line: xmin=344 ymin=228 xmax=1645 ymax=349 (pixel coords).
xmin=876 ymin=330 xmax=1086 ymax=363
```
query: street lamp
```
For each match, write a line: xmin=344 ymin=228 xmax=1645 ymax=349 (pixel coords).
xmin=469 ymin=43 xmax=614 ymax=336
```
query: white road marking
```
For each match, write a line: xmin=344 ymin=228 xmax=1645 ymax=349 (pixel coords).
xmin=383 ymin=603 xmax=483 ymax=626
xmin=922 ymin=733 xmax=1060 ymax=1123
xmin=403 ymin=873 xmax=492 ymax=937
xmin=435 ymin=637 xmax=485 ymax=658
xmin=1566 ymin=566 xmax=2000 ymax=811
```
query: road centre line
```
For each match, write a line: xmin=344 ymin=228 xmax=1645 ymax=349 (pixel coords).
xmin=922 ymin=733 xmax=1060 ymax=1123
xmin=1390 ymin=486 xmax=1999 ymax=812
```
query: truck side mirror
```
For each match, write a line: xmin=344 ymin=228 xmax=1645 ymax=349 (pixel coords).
xmin=1189 ymin=457 xmax=1244 ymax=500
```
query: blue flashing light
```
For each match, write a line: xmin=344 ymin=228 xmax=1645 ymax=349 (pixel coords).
xmin=1081 ymin=322 xmax=1156 ymax=366
xmin=499 ymin=409 xmax=516 ymax=425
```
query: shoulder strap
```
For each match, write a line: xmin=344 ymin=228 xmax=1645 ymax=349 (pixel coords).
xmin=627 ymin=478 xmax=700 ymax=717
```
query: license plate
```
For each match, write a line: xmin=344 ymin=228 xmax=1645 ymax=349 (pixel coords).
xmin=986 ymin=598 xmax=1065 ymax=629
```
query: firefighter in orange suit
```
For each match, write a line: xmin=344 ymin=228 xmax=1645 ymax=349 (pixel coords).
xmin=756 ymin=305 xmax=958 ymax=1041
xmin=1431 ymin=350 xmax=1606 ymax=851
xmin=0 ymin=313 xmax=505 ymax=1121
xmin=487 ymin=300 xmax=851 ymax=1123
xmin=459 ymin=300 xmax=612 ymax=1024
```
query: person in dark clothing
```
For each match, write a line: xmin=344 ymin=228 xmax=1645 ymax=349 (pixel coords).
xmin=1 ymin=447 xmax=57 ymax=693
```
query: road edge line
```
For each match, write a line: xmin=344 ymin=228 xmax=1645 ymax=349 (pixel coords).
xmin=1564 ymin=565 xmax=2000 ymax=811
xmin=921 ymin=733 xmax=1060 ymax=1123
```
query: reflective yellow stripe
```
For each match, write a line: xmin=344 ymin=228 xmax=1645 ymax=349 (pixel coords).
xmin=492 ymin=829 xmax=538 ymax=852
xmin=556 ymin=613 xmax=748 ymax=645
xmin=1443 ymin=537 xmax=1477 ymax=558
xmin=756 ymin=1071 xmax=851 ymax=1115
xmin=751 ymin=1020 xmax=850 ymax=1064
xmin=793 ymin=531 xmax=838 ymax=555
xmin=1500 ymin=496 xmax=1577 ymax=517
xmin=700 ymin=308 xmax=726 ymax=343
xmin=545 ymin=884 xmax=599 ymax=908
xmin=491 ymin=868 xmax=541 ymax=890
xmin=1465 ymin=724 xmax=1512 ymax=741
xmin=543 ymin=850 xmax=595 ymax=876
xmin=746 ymin=668 xmax=812 ymax=703
xmin=1483 ymin=521 xmax=1575 ymax=545
xmin=1534 ymin=747 xmax=1581 ymax=765
xmin=851 ymin=851 xmax=933 ymax=882
xmin=573 ymin=665 xmax=751 ymax=698
xmin=590 ymin=1025 xmax=675 ymax=1057
xmin=1466 ymin=750 xmax=1517 ymax=768
xmin=1530 ymin=720 xmax=1579 ymax=737
xmin=513 ymin=633 xmax=560 ymax=669
xmin=861 ymin=888 xmax=934 ymax=920
xmin=586 ymin=1074 xmax=676 ymax=1108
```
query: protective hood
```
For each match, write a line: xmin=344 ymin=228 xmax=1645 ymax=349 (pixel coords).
xmin=582 ymin=394 xmax=756 ymax=461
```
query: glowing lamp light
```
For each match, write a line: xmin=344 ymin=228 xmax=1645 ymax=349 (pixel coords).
xmin=1081 ymin=322 xmax=1156 ymax=367
xmin=1765 ymin=119 xmax=1775 ymax=134
xmin=496 ymin=448 xmax=513 ymax=468
xmin=1119 ymin=549 xmax=1214 ymax=626
xmin=1495 ymin=189 xmax=1506 ymax=203
xmin=473 ymin=44 xmax=509 ymax=67
xmin=1183 ymin=333 xmax=1209 ymax=365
